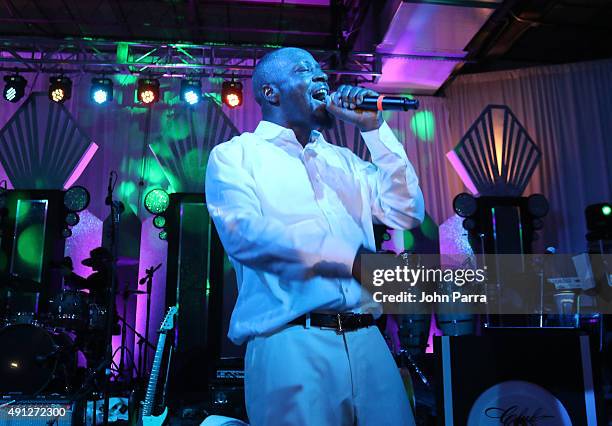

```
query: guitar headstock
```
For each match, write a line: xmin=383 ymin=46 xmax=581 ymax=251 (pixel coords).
xmin=159 ymin=305 xmax=177 ymax=333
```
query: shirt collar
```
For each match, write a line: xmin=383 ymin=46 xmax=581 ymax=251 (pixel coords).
xmin=254 ymin=120 xmax=324 ymax=149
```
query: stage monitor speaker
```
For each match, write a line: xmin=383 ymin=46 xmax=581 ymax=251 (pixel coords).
xmin=165 ymin=193 xmax=224 ymax=398
xmin=435 ymin=329 xmax=602 ymax=425
xmin=0 ymin=190 xmax=67 ymax=314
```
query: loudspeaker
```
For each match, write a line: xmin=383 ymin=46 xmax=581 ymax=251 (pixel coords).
xmin=435 ymin=329 xmax=602 ymax=425
xmin=164 ymin=193 xmax=224 ymax=398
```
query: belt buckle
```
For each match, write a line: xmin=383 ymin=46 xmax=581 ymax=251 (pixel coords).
xmin=336 ymin=313 xmax=344 ymax=334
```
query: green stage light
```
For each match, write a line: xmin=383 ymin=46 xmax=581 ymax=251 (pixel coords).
xmin=159 ymin=230 xmax=168 ymax=240
xmin=144 ymin=189 xmax=170 ymax=214
xmin=65 ymin=212 xmax=80 ymax=226
xmin=64 ymin=186 xmax=90 ymax=212
xmin=602 ymin=205 xmax=612 ymax=216
xmin=153 ymin=215 xmax=166 ymax=229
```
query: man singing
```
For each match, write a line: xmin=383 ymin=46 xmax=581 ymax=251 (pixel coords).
xmin=205 ymin=47 xmax=424 ymax=426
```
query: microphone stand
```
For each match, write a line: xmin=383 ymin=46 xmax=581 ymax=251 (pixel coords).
xmin=102 ymin=171 xmax=123 ymax=426
xmin=138 ymin=263 xmax=162 ymax=379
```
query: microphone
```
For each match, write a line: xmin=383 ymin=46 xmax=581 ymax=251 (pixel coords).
xmin=105 ymin=172 xmax=113 ymax=206
xmin=357 ymin=95 xmax=419 ymax=112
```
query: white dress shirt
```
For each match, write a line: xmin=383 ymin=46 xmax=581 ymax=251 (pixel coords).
xmin=205 ymin=120 xmax=424 ymax=345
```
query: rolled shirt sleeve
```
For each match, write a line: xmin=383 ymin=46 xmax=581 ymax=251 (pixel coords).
xmin=359 ymin=121 xmax=425 ymax=229
xmin=205 ymin=141 xmax=360 ymax=281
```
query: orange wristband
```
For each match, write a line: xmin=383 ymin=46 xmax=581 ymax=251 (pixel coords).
xmin=376 ymin=95 xmax=385 ymax=111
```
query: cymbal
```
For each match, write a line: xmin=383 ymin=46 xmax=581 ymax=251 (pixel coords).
xmin=0 ymin=273 xmax=41 ymax=293
xmin=117 ymin=257 xmax=139 ymax=267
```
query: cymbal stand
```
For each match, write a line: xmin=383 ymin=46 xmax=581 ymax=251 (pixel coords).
xmin=138 ymin=263 xmax=162 ymax=378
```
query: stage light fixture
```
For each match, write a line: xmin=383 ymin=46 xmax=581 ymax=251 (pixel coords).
xmin=64 ymin=186 xmax=90 ymax=212
xmin=49 ymin=76 xmax=72 ymax=103
xmin=159 ymin=230 xmax=168 ymax=241
xmin=137 ymin=78 xmax=160 ymax=105
xmin=153 ymin=215 xmax=166 ymax=229
xmin=222 ymin=80 xmax=243 ymax=108
xmin=527 ymin=194 xmax=549 ymax=218
xmin=91 ymin=77 xmax=113 ymax=105
xmin=3 ymin=75 xmax=26 ymax=103
xmin=61 ymin=228 xmax=73 ymax=238
xmin=602 ymin=204 xmax=612 ymax=216
xmin=65 ymin=212 xmax=80 ymax=227
xmin=181 ymin=79 xmax=201 ymax=105
xmin=453 ymin=193 xmax=477 ymax=218
xmin=144 ymin=189 xmax=170 ymax=215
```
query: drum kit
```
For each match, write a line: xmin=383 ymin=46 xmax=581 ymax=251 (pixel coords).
xmin=0 ymin=272 xmax=130 ymax=396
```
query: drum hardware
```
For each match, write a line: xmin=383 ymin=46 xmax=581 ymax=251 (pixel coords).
xmin=0 ymin=323 xmax=77 ymax=395
xmin=138 ymin=263 xmax=162 ymax=380
xmin=114 ymin=284 xmax=153 ymax=383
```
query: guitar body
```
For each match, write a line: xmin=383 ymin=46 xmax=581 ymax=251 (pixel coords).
xmin=135 ymin=306 xmax=177 ymax=426
xmin=141 ymin=407 xmax=168 ymax=426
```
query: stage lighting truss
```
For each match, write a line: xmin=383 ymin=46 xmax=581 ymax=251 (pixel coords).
xmin=222 ymin=80 xmax=243 ymax=108
xmin=49 ymin=76 xmax=72 ymax=103
xmin=3 ymin=75 xmax=27 ymax=103
xmin=181 ymin=79 xmax=201 ymax=105
xmin=137 ymin=78 xmax=160 ymax=105
xmin=91 ymin=77 xmax=113 ymax=104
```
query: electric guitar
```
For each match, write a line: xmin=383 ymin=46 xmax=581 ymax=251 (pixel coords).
xmin=139 ymin=305 xmax=177 ymax=426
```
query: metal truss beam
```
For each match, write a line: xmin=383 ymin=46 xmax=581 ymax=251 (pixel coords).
xmin=0 ymin=36 xmax=467 ymax=82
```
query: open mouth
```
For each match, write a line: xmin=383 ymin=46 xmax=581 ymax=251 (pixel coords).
xmin=311 ymin=87 xmax=328 ymax=103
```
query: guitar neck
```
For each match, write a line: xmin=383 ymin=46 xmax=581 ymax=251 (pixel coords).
xmin=142 ymin=333 xmax=167 ymax=417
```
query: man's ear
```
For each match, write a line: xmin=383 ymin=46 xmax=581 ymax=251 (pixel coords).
xmin=262 ymin=84 xmax=279 ymax=105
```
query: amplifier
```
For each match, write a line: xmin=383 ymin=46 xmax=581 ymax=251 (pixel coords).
xmin=0 ymin=396 xmax=83 ymax=425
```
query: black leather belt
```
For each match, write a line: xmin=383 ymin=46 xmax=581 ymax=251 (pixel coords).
xmin=289 ymin=312 xmax=374 ymax=333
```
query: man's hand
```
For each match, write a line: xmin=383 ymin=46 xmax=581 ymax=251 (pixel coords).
xmin=325 ymin=85 xmax=383 ymax=132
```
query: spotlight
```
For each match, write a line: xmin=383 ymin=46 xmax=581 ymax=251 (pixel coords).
xmin=453 ymin=193 xmax=477 ymax=218
xmin=527 ymin=194 xmax=549 ymax=218
xmin=64 ymin=186 xmax=90 ymax=212
xmin=153 ymin=215 xmax=166 ymax=229
xmin=144 ymin=189 xmax=170 ymax=215
xmin=159 ymin=230 xmax=168 ymax=241
xmin=61 ymin=228 xmax=73 ymax=238
xmin=3 ymin=75 xmax=26 ymax=103
xmin=49 ymin=76 xmax=72 ymax=103
xmin=137 ymin=78 xmax=160 ymax=105
xmin=222 ymin=80 xmax=243 ymax=108
xmin=91 ymin=77 xmax=113 ymax=105
xmin=181 ymin=79 xmax=201 ymax=105
xmin=585 ymin=203 xmax=612 ymax=233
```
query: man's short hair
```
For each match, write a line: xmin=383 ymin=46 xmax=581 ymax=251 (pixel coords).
xmin=251 ymin=47 xmax=308 ymax=106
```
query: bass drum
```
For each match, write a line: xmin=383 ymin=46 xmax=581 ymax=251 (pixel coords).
xmin=0 ymin=324 xmax=76 ymax=395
